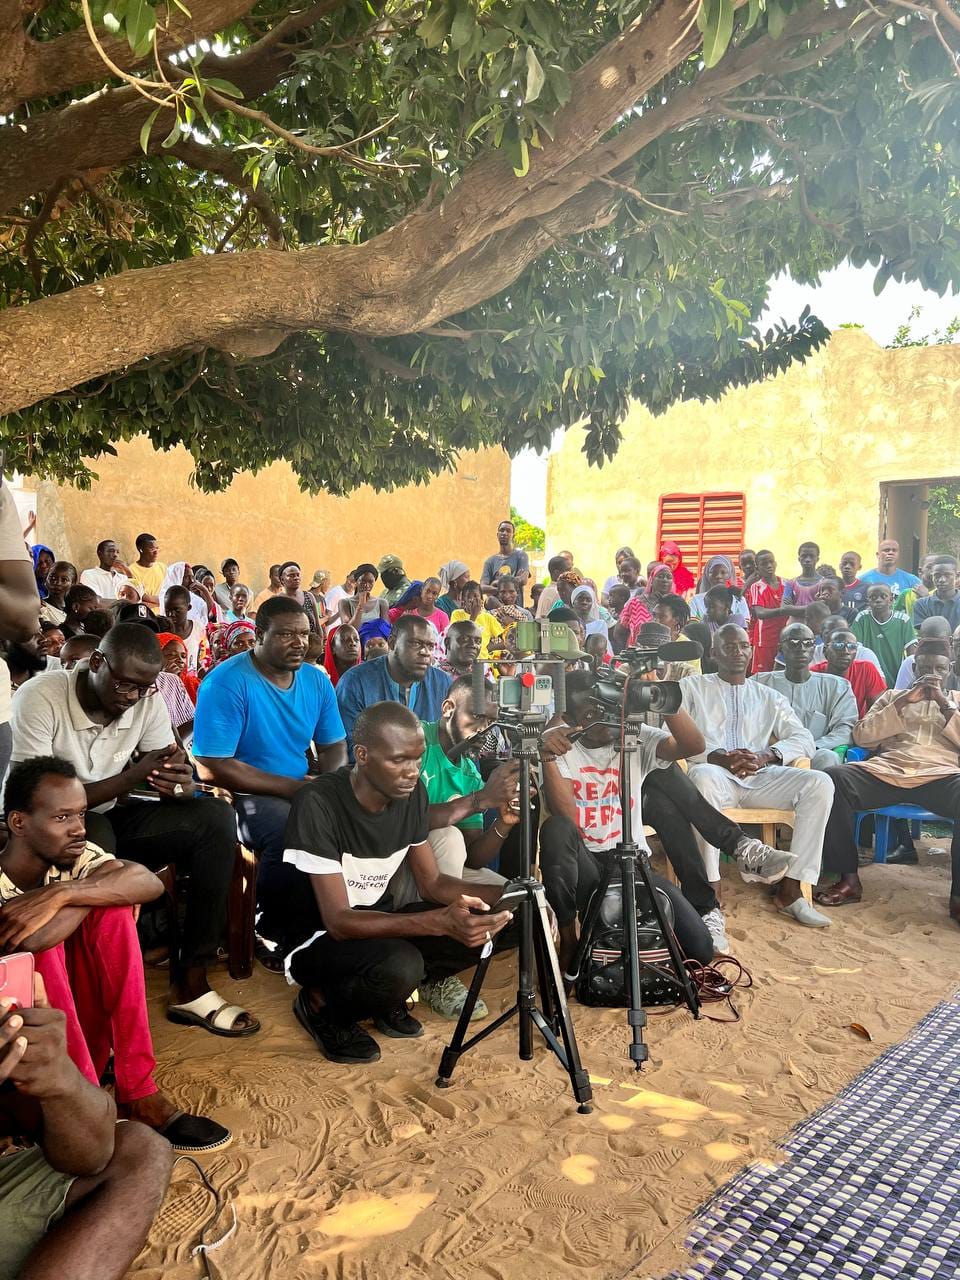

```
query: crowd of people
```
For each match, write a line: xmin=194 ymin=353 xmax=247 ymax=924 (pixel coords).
xmin=2 ymin=483 xmax=959 ymax=1276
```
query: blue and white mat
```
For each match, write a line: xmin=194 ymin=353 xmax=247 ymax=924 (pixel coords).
xmin=660 ymin=996 xmax=960 ymax=1280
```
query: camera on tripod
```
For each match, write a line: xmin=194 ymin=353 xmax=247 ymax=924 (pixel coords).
xmin=589 ymin=639 xmax=703 ymax=719
xmin=479 ymin=618 xmax=582 ymax=718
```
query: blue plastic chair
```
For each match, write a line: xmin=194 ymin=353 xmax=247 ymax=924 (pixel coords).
xmin=853 ymin=804 xmax=954 ymax=863
xmin=848 ymin=745 xmax=955 ymax=862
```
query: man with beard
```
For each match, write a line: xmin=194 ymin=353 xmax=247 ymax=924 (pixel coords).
xmin=754 ymin=624 xmax=858 ymax=769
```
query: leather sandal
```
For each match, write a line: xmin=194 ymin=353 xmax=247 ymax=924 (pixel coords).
xmin=814 ymin=883 xmax=863 ymax=907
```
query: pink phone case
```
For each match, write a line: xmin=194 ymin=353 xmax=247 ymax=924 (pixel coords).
xmin=0 ymin=952 xmax=35 ymax=1010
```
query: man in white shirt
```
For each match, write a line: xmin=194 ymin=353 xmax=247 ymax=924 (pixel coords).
xmin=0 ymin=477 xmax=40 ymax=778
xmin=79 ymin=539 xmax=132 ymax=602
xmin=681 ymin=624 xmax=834 ymax=927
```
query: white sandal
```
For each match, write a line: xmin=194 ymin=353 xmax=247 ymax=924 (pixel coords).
xmin=167 ymin=989 xmax=261 ymax=1037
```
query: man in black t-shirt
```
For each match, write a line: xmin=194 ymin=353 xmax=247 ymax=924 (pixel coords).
xmin=282 ymin=701 xmax=518 ymax=1064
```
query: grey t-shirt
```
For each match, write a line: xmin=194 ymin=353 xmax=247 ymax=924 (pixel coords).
xmin=10 ymin=666 xmax=174 ymax=810
xmin=481 ymin=550 xmax=530 ymax=606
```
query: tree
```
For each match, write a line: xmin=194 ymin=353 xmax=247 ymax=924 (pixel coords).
xmin=510 ymin=505 xmax=545 ymax=554
xmin=888 ymin=304 xmax=960 ymax=348
xmin=1 ymin=0 xmax=959 ymax=493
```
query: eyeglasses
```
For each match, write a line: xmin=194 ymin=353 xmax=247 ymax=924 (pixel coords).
xmin=783 ymin=637 xmax=815 ymax=648
xmin=94 ymin=652 xmax=157 ymax=698
xmin=829 ymin=641 xmax=858 ymax=652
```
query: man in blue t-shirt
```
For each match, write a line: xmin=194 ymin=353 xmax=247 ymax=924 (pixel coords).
xmin=336 ymin=614 xmax=452 ymax=760
xmin=860 ymin=538 xmax=921 ymax=600
xmin=194 ymin=596 xmax=346 ymax=950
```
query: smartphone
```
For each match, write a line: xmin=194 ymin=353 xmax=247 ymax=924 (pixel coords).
xmin=488 ymin=887 xmax=528 ymax=914
xmin=0 ymin=953 xmax=34 ymax=1011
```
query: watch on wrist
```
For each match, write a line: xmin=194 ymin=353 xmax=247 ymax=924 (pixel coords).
xmin=769 ymin=746 xmax=783 ymax=765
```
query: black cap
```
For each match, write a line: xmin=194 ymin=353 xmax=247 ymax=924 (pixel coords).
xmin=115 ymin=603 xmax=160 ymax=633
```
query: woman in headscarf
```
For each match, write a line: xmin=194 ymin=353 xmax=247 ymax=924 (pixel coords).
xmin=31 ymin=545 xmax=55 ymax=600
xmin=571 ymin=584 xmax=613 ymax=659
xmin=388 ymin=578 xmax=449 ymax=661
xmin=212 ymin=618 xmax=256 ymax=665
xmin=436 ymin=560 xmax=470 ymax=617
xmin=155 ymin=632 xmax=201 ymax=705
xmin=549 ymin=568 xmax=586 ymax=613
xmin=658 ymin=540 xmax=696 ymax=595
xmin=691 ymin=555 xmax=749 ymax=626
xmin=151 ymin=634 xmax=197 ymax=740
xmin=323 ymin=624 xmax=361 ymax=686
xmin=615 ymin=564 xmax=674 ymax=648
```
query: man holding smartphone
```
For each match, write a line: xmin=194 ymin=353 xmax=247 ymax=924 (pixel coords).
xmin=817 ymin=638 xmax=960 ymax=912
xmin=280 ymin=701 xmax=519 ymax=1065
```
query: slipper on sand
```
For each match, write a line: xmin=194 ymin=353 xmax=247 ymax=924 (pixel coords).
xmin=159 ymin=1111 xmax=232 ymax=1154
xmin=167 ymin=990 xmax=260 ymax=1038
xmin=814 ymin=884 xmax=863 ymax=907
xmin=779 ymin=897 xmax=832 ymax=928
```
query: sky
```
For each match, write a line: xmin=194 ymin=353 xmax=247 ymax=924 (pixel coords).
xmin=509 ymin=261 xmax=960 ymax=528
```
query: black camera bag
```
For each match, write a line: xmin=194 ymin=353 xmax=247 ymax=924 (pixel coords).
xmin=576 ymin=876 xmax=684 ymax=1008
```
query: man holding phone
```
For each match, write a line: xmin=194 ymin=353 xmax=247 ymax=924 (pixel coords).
xmin=817 ymin=638 xmax=960 ymax=911
xmin=279 ymin=701 xmax=519 ymax=1065
xmin=9 ymin=623 xmax=259 ymax=1039
xmin=0 ymin=972 xmax=172 ymax=1280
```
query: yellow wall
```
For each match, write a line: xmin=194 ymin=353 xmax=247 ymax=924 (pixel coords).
xmin=547 ymin=329 xmax=960 ymax=585
xmin=35 ymin=440 xmax=511 ymax=593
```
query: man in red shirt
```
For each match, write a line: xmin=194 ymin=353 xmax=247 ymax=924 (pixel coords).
xmin=811 ymin=627 xmax=886 ymax=717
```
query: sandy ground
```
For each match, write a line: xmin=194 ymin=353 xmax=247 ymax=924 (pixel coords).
xmin=129 ymin=840 xmax=959 ymax=1280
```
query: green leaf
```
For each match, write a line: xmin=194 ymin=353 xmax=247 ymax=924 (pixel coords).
xmin=744 ymin=0 xmax=762 ymax=31
xmin=512 ymin=136 xmax=530 ymax=176
xmin=125 ymin=0 xmax=156 ymax=57
xmin=766 ymin=0 xmax=786 ymax=39
xmin=160 ymin=117 xmax=183 ymax=149
xmin=416 ymin=6 xmax=448 ymax=47
xmin=138 ymin=107 xmax=160 ymax=154
xmin=450 ymin=2 xmax=476 ymax=50
xmin=102 ymin=9 xmax=122 ymax=33
xmin=202 ymin=77 xmax=245 ymax=100
xmin=699 ymin=0 xmax=734 ymax=68
xmin=525 ymin=46 xmax=545 ymax=103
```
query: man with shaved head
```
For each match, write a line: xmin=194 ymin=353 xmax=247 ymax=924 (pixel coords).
xmin=679 ymin=624 xmax=835 ymax=928
xmin=281 ymin=701 xmax=518 ymax=1064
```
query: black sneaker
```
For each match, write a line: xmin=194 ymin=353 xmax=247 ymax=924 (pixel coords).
xmin=374 ymin=1006 xmax=423 ymax=1039
xmin=293 ymin=992 xmax=380 ymax=1063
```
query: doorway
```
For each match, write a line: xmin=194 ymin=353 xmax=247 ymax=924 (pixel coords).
xmin=879 ymin=476 xmax=960 ymax=572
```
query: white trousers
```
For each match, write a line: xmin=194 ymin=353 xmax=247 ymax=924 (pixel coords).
xmin=389 ymin=826 xmax=506 ymax=909
xmin=686 ymin=763 xmax=834 ymax=884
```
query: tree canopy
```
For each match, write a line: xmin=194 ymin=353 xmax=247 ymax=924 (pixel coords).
xmin=0 ymin=0 xmax=958 ymax=492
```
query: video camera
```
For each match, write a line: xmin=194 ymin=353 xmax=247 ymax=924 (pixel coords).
xmin=590 ymin=640 xmax=703 ymax=719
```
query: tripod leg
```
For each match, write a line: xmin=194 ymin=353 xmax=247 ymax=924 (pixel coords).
xmin=619 ymin=849 xmax=649 ymax=1071
xmin=436 ymin=946 xmax=495 ymax=1087
xmin=517 ymin=893 xmax=535 ymax=1060
xmin=531 ymin=910 xmax=557 ymax=1032
xmin=567 ymin=856 xmax=615 ymax=983
xmin=530 ymin=890 xmax=593 ymax=1112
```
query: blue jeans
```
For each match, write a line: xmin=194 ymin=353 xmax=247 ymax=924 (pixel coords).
xmin=233 ymin=794 xmax=307 ymax=948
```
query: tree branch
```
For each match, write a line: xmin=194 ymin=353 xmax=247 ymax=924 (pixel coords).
xmin=1 ymin=0 xmax=259 ymax=113
xmin=171 ymin=138 xmax=285 ymax=245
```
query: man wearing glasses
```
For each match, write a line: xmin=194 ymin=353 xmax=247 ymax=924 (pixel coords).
xmin=755 ymin=624 xmax=859 ymax=769
xmin=8 ymin=622 xmax=258 ymax=1039
xmin=811 ymin=626 xmax=888 ymax=717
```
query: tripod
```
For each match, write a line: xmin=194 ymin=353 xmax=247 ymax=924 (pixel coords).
xmin=436 ymin=716 xmax=594 ymax=1113
xmin=568 ymin=716 xmax=701 ymax=1070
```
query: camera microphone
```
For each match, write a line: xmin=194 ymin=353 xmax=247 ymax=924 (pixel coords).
xmin=657 ymin=640 xmax=703 ymax=663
